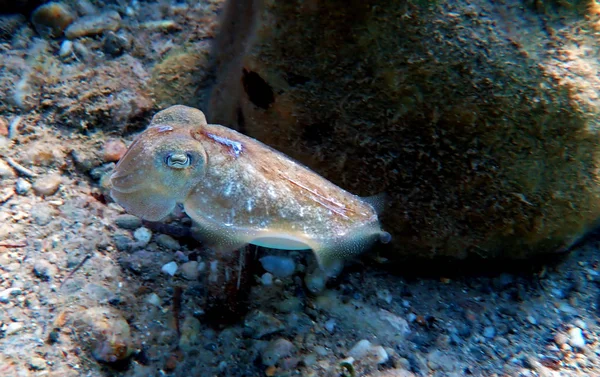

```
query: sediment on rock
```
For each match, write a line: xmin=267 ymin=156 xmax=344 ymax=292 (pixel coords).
xmin=208 ymin=0 xmax=600 ymax=260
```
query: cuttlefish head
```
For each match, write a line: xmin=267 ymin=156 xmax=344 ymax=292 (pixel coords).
xmin=110 ymin=123 xmax=208 ymax=221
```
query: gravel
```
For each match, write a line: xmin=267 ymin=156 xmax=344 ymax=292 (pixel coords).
xmin=1 ymin=2 xmax=600 ymax=377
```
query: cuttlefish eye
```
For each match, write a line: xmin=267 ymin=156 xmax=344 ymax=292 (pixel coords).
xmin=165 ymin=152 xmax=192 ymax=169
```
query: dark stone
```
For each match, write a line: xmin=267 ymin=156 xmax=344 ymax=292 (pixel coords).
xmin=0 ymin=0 xmax=46 ymax=15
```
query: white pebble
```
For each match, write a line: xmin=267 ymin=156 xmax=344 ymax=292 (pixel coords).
xmin=370 ymin=345 xmax=389 ymax=364
xmin=568 ymin=327 xmax=586 ymax=349
xmin=324 ymin=319 xmax=336 ymax=333
xmin=180 ymin=261 xmax=199 ymax=280
xmin=5 ymin=322 xmax=23 ymax=335
xmin=146 ymin=293 xmax=161 ymax=307
xmin=347 ymin=340 xmax=388 ymax=364
xmin=314 ymin=345 xmax=328 ymax=356
xmin=59 ymin=40 xmax=73 ymax=57
xmin=261 ymin=272 xmax=273 ymax=285
xmin=259 ymin=256 xmax=295 ymax=278
xmin=161 ymin=261 xmax=178 ymax=276
xmin=261 ymin=338 xmax=295 ymax=366
xmin=304 ymin=268 xmax=326 ymax=294
xmin=133 ymin=227 xmax=152 ymax=245
xmin=15 ymin=178 xmax=31 ymax=195
xmin=348 ymin=339 xmax=372 ymax=359
xmin=483 ymin=326 xmax=496 ymax=339
xmin=377 ymin=289 xmax=393 ymax=304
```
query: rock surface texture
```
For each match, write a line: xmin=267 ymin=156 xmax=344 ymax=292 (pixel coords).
xmin=208 ymin=0 xmax=600 ymax=260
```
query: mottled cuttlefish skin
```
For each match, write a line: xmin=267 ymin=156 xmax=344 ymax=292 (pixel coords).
xmin=110 ymin=105 xmax=391 ymax=268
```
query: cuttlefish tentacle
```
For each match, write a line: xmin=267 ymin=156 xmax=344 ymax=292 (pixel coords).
xmin=110 ymin=105 xmax=391 ymax=270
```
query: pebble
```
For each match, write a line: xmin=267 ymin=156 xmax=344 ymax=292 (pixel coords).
xmin=557 ymin=302 xmax=577 ymax=315
xmin=102 ymin=31 xmax=131 ymax=57
xmin=0 ymin=287 xmax=22 ymax=303
xmin=146 ymin=293 xmax=161 ymax=307
xmin=133 ymin=227 xmax=152 ymax=246
xmin=261 ymin=272 xmax=273 ymax=285
xmin=554 ymin=332 xmax=568 ymax=346
xmin=65 ymin=10 xmax=121 ymax=39
xmin=71 ymin=148 xmax=100 ymax=173
xmin=139 ymin=20 xmax=178 ymax=31
xmin=379 ymin=309 xmax=411 ymax=336
xmin=33 ymin=260 xmax=58 ymax=281
xmin=112 ymin=233 xmax=133 ymax=252
xmin=262 ymin=338 xmax=295 ymax=366
xmin=244 ymin=310 xmax=285 ymax=339
xmin=114 ymin=214 xmax=142 ymax=230
xmin=31 ymin=2 xmax=75 ymax=38
xmin=260 ymin=256 xmax=295 ymax=278
xmin=314 ymin=345 xmax=328 ymax=357
xmin=161 ymin=261 xmax=178 ymax=276
xmin=58 ymin=40 xmax=73 ymax=58
xmin=73 ymin=41 xmax=91 ymax=60
xmin=28 ymin=356 xmax=47 ymax=370
xmin=370 ymin=345 xmax=389 ymax=364
xmin=276 ymin=297 xmax=302 ymax=313
xmin=324 ymin=318 xmax=336 ymax=334
xmin=102 ymin=139 xmax=127 ymax=162
xmin=568 ymin=327 xmax=586 ymax=349
xmin=347 ymin=339 xmax=389 ymax=365
xmin=15 ymin=178 xmax=31 ymax=195
xmin=377 ymin=289 xmax=393 ymax=304
xmin=90 ymin=163 xmax=115 ymax=181
xmin=32 ymin=204 xmax=54 ymax=226
xmin=123 ymin=250 xmax=157 ymax=277
xmin=0 ymin=159 xmax=15 ymax=178
xmin=348 ymin=339 xmax=373 ymax=359
xmin=483 ymin=326 xmax=496 ymax=339
xmin=427 ymin=350 xmax=457 ymax=372
xmin=179 ymin=316 xmax=201 ymax=351
xmin=174 ymin=251 xmax=188 ymax=262
xmin=72 ymin=307 xmax=133 ymax=363
xmin=5 ymin=321 xmax=23 ymax=335
xmin=181 ymin=261 xmax=199 ymax=280
xmin=304 ymin=268 xmax=327 ymax=294
xmin=33 ymin=173 xmax=62 ymax=196
xmin=0 ymin=117 xmax=7 ymax=136
xmin=156 ymin=234 xmax=180 ymax=250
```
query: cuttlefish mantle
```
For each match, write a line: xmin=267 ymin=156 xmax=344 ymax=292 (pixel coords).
xmin=110 ymin=105 xmax=391 ymax=269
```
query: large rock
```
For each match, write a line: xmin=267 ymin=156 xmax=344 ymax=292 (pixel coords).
xmin=207 ymin=0 xmax=600 ymax=260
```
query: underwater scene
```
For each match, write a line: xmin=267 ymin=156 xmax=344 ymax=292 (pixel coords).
xmin=2 ymin=0 xmax=600 ymax=376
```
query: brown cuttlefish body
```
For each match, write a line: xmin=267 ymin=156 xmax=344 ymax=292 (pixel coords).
xmin=110 ymin=105 xmax=390 ymax=269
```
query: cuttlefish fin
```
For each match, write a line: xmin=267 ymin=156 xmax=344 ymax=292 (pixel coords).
xmin=190 ymin=222 xmax=250 ymax=253
xmin=361 ymin=192 xmax=388 ymax=215
xmin=184 ymin=199 xmax=251 ymax=253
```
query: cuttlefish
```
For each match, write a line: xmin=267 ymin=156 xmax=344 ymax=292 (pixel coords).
xmin=110 ymin=105 xmax=390 ymax=269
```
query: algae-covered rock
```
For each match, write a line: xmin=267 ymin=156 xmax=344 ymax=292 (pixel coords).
xmin=149 ymin=45 xmax=213 ymax=110
xmin=207 ymin=0 xmax=600 ymax=260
